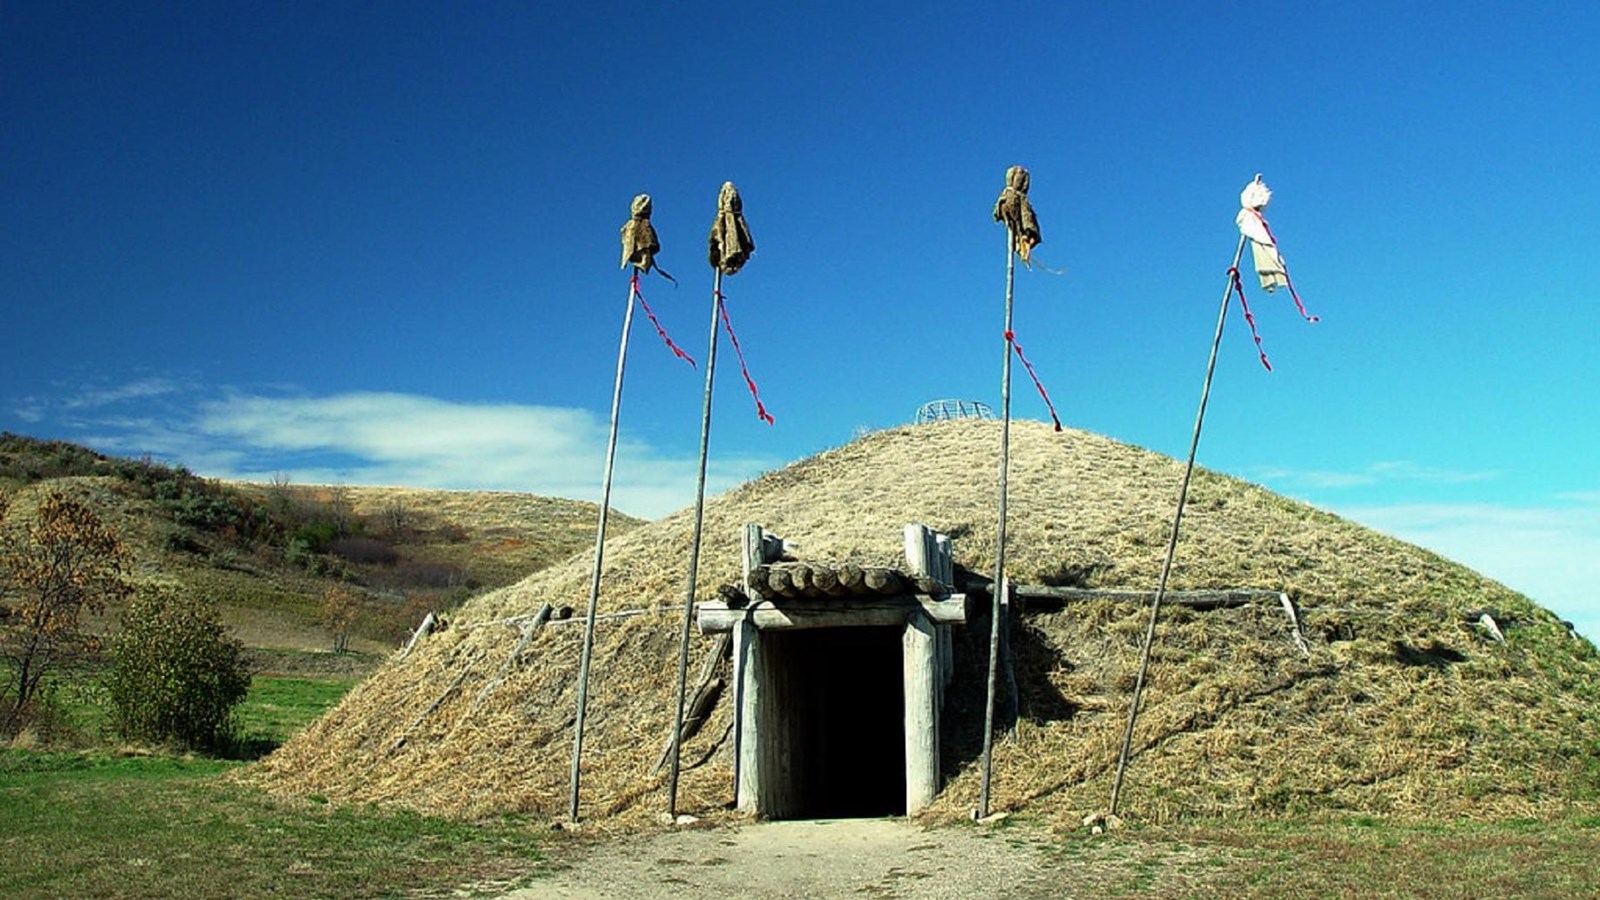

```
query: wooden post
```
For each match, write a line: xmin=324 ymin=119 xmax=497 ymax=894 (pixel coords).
xmin=903 ymin=609 xmax=940 ymax=814
xmin=568 ymin=277 xmax=638 ymax=823
xmin=999 ymin=575 xmax=1018 ymax=730
xmin=905 ymin=523 xmax=956 ymax=700
xmin=1109 ymin=233 xmax=1250 ymax=820
xmin=903 ymin=523 xmax=931 ymax=580
xmin=979 ymin=226 xmax=1017 ymax=820
xmin=397 ymin=611 xmax=436 ymax=660
xmin=742 ymin=524 xmax=765 ymax=598
xmin=935 ymin=533 xmax=954 ymax=690
xmin=733 ymin=617 xmax=760 ymax=813
xmin=1279 ymin=592 xmax=1311 ymax=656
xmin=667 ymin=273 xmax=725 ymax=820
xmin=935 ymin=534 xmax=953 ymax=589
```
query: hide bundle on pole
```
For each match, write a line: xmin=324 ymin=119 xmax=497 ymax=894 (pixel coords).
xmin=707 ymin=181 xmax=756 ymax=275
xmin=669 ymin=181 xmax=759 ymax=819
xmin=1108 ymin=174 xmax=1316 ymax=821
xmin=568 ymin=194 xmax=683 ymax=823
xmin=978 ymin=164 xmax=1045 ymax=820
xmin=992 ymin=165 xmax=1042 ymax=265
xmin=620 ymin=194 xmax=663 ymax=275
xmin=991 ymin=166 xmax=1063 ymax=429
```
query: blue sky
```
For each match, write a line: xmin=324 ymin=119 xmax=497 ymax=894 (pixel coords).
xmin=4 ymin=2 xmax=1597 ymax=639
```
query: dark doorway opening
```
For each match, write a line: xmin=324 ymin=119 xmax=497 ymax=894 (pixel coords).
xmin=766 ymin=625 xmax=905 ymax=818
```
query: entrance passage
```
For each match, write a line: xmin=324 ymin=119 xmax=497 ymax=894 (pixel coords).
xmin=765 ymin=626 xmax=906 ymax=818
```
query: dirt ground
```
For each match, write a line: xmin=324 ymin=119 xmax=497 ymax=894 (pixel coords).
xmin=504 ymin=818 xmax=1066 ymax=899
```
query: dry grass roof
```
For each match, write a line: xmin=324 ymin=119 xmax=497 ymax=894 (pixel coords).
xmin=254 ymin=420 xmax=1600 ymax=826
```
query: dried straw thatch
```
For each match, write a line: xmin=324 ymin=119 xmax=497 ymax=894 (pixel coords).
xmin=253 ymin=420 xmax=1600 ymax=825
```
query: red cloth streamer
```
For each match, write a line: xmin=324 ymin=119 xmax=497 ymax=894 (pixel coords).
xmin=1246 ymin=209 xmax=1319 ymax=323
xmin=632 ymin=272 xmax=697 ymax=369
xmin=716 ymin=290 xmax=775 ymax=425
xmin=1004 ymin=330 xmax=1063 ymax=431
xmin=1229 ymin=267 xmax=1273 ymax=372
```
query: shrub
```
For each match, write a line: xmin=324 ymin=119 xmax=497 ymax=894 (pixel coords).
xmin=108 ymin=588 xmax=251 ymax=752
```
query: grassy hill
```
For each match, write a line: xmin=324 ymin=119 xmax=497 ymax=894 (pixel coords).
xmin=258 ymin=420 xmax=1600 ymax=826
xmin=0 ymin=433 xmax=639 ymax=662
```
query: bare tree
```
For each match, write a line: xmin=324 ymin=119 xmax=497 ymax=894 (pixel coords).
xmin=320 ymin=585 xmax=359 ymax=654
xmin=380 ymin=498 xmax=410 ymax=536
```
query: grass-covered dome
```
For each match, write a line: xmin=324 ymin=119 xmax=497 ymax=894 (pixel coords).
xmin=256 ymin=420 xmax=1600 ymax=825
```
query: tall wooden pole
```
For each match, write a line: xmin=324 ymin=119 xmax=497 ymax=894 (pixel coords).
xmin=1108 ymin=234 xmax=1249 ymax=818
xmin=667 ymin=270 xmax=723 ymax=818
xmin=978 ymin=229 xmax=1017 ymax=820
xmin=568 ymin=277 xmax=639 ymax=822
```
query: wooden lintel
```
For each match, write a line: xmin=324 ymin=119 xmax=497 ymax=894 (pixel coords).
xmin=698 ymin=595 xmax=967 ymax=633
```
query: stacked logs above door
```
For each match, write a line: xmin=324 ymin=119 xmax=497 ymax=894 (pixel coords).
xmin=748 ymin=562 xmax=946 ymax=600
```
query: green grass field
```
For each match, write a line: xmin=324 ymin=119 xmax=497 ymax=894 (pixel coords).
xmin=233 ymin=675 xmax=359 ymax=753
xmin=6 ymin=668 xmax=1599 ymax=898
xmin=1 ymin=672 xmax=550 ymax=899
xmin=0 ymin=752 xmax=550 ymax=899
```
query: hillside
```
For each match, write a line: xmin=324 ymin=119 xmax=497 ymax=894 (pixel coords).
xmin=257 ymin=420 xmax=1600 ymax=825
xmin=0 ymin=433 xmax=639 ymax=659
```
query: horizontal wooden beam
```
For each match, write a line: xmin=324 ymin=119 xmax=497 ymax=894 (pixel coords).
xmin=962 ymin=580 xmax=1283 ymax=610
xmin=1017 ymin=586 xmax=1278 ymax=609
xmin=697 ymin=595 xmax=968 ymax=633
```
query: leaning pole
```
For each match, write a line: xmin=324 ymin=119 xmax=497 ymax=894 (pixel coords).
xmin=569 ymin=195 xmax=675 ymax=822
xmin=1106 ymin=232 xmax=1246 ymax=820
xmin=1108 ymin=173 xmax=1316 ymax=819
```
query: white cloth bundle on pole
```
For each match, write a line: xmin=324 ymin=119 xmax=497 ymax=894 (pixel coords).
xmin=1236 ymin=176 xmax=1289 ymax=292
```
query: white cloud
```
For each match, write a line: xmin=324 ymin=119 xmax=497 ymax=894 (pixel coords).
xmin=1252 ymin=461 xmax=1499 ymax=491
xmin=61 ymin=377 xmax=184 ymax=410
xmin=12 ymin=377 xmax=188 ymax=428
xmin=95 ymin=391 xmax=775 ymax=519
xmin=1334 ymin=499 xmax=1600 ymax=643
xmin=1252 ymin=466 xmax=1379 ymax=488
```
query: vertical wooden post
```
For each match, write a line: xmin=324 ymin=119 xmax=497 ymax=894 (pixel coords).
xmin=934 ymin=533 xmax=954 ymax=690
xmin=934 ymin=534 xmax=953 ymax=588
xmin=905 ymin=523 xmax=956 ymax=702
xmin=667 ymin=273 xmax=725 ymax=819
xmin=999 ymin=575 xmax=1018 ymax=729
xmin=903 ymin=608 xmax=940 ymax=814
xmin=742 ymin=524 xmax=766 ymax=595
xmin=979 ymin=228 xmax=1018 ymax=820
xmin=903 ymin=523 xmax=932 ymax=580
xmin=731 ymin=523 xmax=765 ymax=806
xmin=733 ymin=617 xmax=761 ymax=813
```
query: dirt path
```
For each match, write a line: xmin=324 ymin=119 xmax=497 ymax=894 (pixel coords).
xmin=504 ymin=818 xmax=1064 ymax=899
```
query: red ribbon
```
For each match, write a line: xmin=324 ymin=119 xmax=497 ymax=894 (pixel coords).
xmin=632 ymin=272 xmax=696 ymax=369
xmin=716 ymin=290 xmax=775 ymax=425
xmin=1229 ymin=267 xmax=1273 ymax=372
xmin=1004 ymin=330 xmax=1063 ymax=431
xmin=1246 ymin=209 xmax=1319 ymax=323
